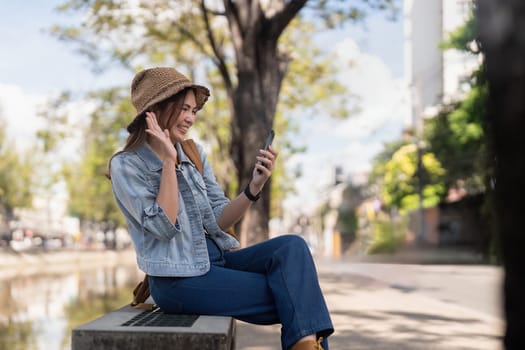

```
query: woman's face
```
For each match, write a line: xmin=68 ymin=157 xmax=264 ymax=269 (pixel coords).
xmin=165 ymin=90 xmax=197 ymax=144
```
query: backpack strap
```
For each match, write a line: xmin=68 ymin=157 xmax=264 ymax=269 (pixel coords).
xmin=180 ymin=139 xmax=203 ymax=175
xmin=180 ymin=139 xmax=237 ymax=239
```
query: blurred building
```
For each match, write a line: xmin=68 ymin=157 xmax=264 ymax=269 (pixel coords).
xmin=10 ymin=181 xmax=80 ymax=249
xmin=404 ymin=0 xmax=483 ymax=247
xmin=404 ymin=0 xmax=479 ymax=129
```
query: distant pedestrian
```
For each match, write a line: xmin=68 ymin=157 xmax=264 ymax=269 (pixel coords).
xmin=108 ymin=67 xmax=333 ymax=349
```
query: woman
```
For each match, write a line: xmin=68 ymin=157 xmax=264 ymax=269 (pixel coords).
xmin=109 ymin=67 xmax=333 ymax=350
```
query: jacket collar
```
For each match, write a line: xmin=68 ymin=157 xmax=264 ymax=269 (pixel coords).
xmin=134 ymin=142 xmax=195 ymax=172
xmin=175 ymin=142 xmax=195 ymax=167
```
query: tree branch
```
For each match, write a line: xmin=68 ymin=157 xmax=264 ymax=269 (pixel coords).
xmin=200 ymin=0 xmax=233 ymax=95
xmin=223 ymin=0 xmax=244 ymax=53
xmin=266 ymin=0 xmax=307 ymax=40
xmin=165 ymin=22 xmax=208 ymax=55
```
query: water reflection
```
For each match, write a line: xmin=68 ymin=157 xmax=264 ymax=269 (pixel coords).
xmin=0 ymin=260 xmax=142 ymax=350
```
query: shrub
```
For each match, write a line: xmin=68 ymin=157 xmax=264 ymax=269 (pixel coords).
xmin=367 ymin=215 xmax=407 ymax=254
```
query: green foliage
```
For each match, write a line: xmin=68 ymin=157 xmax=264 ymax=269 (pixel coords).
xmin=33 ymin=89 xmax=129 ymax=227
xmin=368 ymin=137 xmax=447 ymax=215
xmin=36 ymin=92 xmax=71 ymax=153
xmin=369 ymin=5 xmax=485 ymax=214
xmin=425 ymin=4 xmax=488 ymax=198
xmin=368 ymin=138 xmax=410 ymax=192
xmin=63 ymin=88 xmax=132 ymax=226
xmin=440 ymin=7 xmax=479 ymax=54
xmin=380 ymin=143 xmax=446 ymax=213
xmin=424 ymin=81 xmax=488 ymax=194
xmin=365 ymin=5 xmax=496 ymax=258
xmin=435 ymin=4 xmax=494 ymax=258
xmin=337 ymin=208 xmax=358 ymax=233
xmin=424 ymin=3 xmax=487 ymax=194
xmin=367 ymin=213 xmax=407 ymax=254
xmin=0 ymin=117 xmax=34 ymax=224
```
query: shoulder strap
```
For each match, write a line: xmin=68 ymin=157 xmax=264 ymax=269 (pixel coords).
xmin=180 ymin=139 xmax=237 ymax=239
xmin=180 ymin=139 xmax=203 ymax=175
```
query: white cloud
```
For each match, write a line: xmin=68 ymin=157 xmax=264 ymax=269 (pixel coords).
xmin=283 ymin=37 xmax=410 ymax=215
xmin=0 ymin=84 xmax=47 ymax=151
xmin=0 ymin=83 xmax=93 ymax=161
xmin=332 ymin=38 xmax=411 ymax=140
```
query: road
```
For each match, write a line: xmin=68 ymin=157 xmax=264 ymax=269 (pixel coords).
xmin=235 ymin=259 xmax=504 ymax=350
xmin=318 ymin=261 xmax=504 ymax=320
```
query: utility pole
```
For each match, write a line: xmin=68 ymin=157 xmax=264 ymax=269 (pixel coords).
xmin=411 ymin=78 xmax=426 ymax=245
xmin=416 ymin=139 xmax=425 ymax=245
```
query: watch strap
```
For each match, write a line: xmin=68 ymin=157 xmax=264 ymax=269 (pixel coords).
xmin=244 ymin=184 xmax=261 ymax=202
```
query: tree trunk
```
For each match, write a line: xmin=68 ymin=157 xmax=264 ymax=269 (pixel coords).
xmin=218 ymin=0 xmax=306 ymax=245
xmin=478 ymin=1 xmax=525 ymax=348
xmin=231 ymin=39 xmax=284 ymax=246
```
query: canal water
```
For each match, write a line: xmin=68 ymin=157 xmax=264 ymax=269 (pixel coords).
xmin=0 ymin=251 xmax=142 ymax=350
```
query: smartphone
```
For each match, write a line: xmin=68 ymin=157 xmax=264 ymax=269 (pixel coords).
xmin=257 ymin=129 xmax=275 ymax=174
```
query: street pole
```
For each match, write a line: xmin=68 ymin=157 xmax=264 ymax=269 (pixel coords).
xmin=411 ymin=77 xmax=426 ymax=245
xmin=416 ymin=140 xmax=425 ymax=245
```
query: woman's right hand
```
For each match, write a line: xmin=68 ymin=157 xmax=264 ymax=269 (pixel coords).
xmin=145 ymin=111 xmax=178 ymax=163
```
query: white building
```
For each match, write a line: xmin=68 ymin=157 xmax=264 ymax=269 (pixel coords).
xmin=404 ymin=0 xmax=479 ymax=129
xmin=13 ymin=180 xmax=80 ymax=238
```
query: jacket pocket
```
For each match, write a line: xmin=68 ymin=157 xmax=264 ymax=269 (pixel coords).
xmin=186 ymin=165 xmax=207 ymax=191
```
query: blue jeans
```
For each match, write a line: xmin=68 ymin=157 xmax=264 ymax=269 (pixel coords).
xmin=149 ymin=234 xmax=334 ymax=349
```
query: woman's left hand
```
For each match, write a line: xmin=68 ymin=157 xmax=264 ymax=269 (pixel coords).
xmin=250 ymin=145 xmax=278 ymax=191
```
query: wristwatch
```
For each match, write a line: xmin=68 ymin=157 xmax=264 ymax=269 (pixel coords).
xmin=244 ymin=183 xmax=261 ymax=202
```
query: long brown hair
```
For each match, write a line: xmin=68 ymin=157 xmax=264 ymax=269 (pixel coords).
xmin=106 ymin=88 xmax=191 ymax=179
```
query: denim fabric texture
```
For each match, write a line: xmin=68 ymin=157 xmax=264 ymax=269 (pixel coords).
xmin=110 ymin=141 xmax=239 ymax=276
xmin=150 ymin=235 xmax=334 ymax=349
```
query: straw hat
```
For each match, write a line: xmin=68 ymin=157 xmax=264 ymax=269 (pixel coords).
xmin=127 ymin=67 xmax=210 ymax=133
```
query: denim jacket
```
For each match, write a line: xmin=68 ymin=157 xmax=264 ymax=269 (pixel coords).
xmin=110 ymin=141 xmax=240 ymax=277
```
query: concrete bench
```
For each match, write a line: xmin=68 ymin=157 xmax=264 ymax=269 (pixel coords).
xmin=72 ymin=304 xmax=236 ymax=350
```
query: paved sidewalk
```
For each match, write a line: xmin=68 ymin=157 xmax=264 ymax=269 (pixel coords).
xmin=235 ymin=259 xmax=504 ymax=350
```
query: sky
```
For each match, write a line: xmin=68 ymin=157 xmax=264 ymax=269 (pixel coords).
xmin=283 ymin=7 xmax=409 ymax=213
xmin=0 ymin=1 xmax=409 ymax=218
